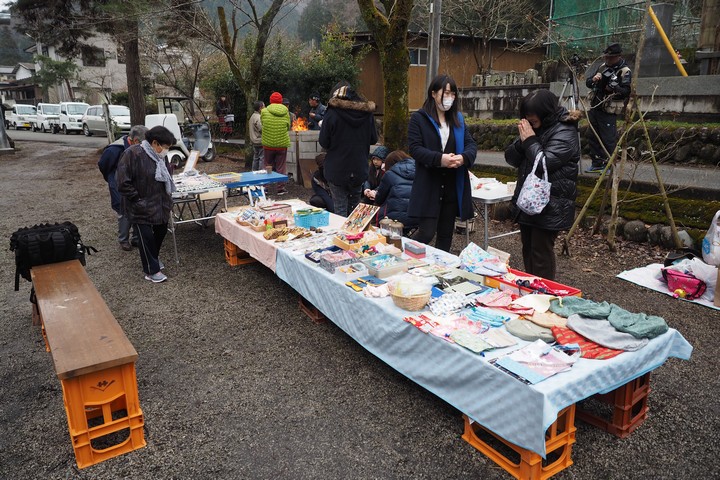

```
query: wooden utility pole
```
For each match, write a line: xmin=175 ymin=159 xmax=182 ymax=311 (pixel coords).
xmin=426 ymin=0 xmax=442 ymax=87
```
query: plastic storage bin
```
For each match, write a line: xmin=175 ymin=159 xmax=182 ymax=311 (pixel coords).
xmin=294 ymin=209 xmax=330 ymax=228
xmin=361 ymin=254 xmax=408 ymax=279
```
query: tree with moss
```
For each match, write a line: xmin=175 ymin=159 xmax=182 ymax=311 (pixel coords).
xmin=357 ymin=0 xmax=414 ymax=150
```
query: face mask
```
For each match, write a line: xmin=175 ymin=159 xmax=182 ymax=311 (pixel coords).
xmin=437 ymin=96 xmax=454 ymax=112
xmin=159 ymin=148 xmax=169 ymax=158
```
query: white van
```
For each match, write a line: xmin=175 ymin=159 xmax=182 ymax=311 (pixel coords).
xmin=33 ymin=103 xmax=61 ymax=132
xmin=57 ymin=102 xmax=89 ymax=134
xmin=4 ymin=104 xmax=37 ymax=130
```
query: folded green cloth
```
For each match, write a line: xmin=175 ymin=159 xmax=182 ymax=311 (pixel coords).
xmin=550 ymin=296 xmax=668 ymax=339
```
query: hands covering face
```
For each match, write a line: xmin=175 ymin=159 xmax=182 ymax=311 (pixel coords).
xmin=518 ymin=119 xmax=536 ymax=142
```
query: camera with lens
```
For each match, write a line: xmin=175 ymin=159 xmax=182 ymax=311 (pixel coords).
xmin=602 ymin=68 xmax=619 ymax=89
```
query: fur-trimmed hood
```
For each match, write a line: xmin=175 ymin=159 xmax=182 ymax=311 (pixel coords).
xmin=328 ymin=97 xmax=376 ymax=113
xmin=561 ymin=109 xmax=582 ymax=123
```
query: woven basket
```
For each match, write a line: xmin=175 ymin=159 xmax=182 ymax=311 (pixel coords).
xmin=391 ymin=291 xmax=431 ymax=311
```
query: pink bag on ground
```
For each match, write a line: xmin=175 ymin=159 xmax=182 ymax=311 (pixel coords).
xmin=661 ymin=268 xmax=707 ymax=300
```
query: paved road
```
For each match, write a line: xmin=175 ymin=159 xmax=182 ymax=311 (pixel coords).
xmin=7 ymin=130 xmax=718 ymax=192
xmin=475 ymin=151 xmax=720 ymax=192
xmin=5 ymin=128 xmax=108 ymax=149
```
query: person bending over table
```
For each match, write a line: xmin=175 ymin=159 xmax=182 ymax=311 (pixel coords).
xmin=505 ymin=89 xmax=580 ymax=281
xmin=373 ymin=150 xmax=417 ymax=234
xmin=407 ymin=74 xmax=477 ymax=252
xmin=116 ymin=126 xmax=176 ymax=283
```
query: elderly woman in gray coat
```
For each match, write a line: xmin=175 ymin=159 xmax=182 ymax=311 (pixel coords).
xmin=505 ymin=89 xmax=580 ymax=281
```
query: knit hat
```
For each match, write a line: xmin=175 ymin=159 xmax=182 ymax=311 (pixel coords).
xmin=270 ymin=92 xmax=283 ymax=104
xmin=370 ymin=145 xmax=389 ymax=161
xmin=310 ymin=92 xmax=320 ymax=101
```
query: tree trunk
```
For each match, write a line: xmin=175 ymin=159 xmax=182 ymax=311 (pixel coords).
xmin=357 ymin=0 xmax=413 ymax=150
xmin=123 ymin=22 xmax=145 ymax=126
xmin=380 ymin=43 xmax=410 ymax=150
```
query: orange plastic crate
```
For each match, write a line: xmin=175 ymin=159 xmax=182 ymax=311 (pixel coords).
xmin=60 ymin=362 xmax=146 ymax=469
xmin=224 ymin=239 xmax=255 ymax=266
xmin=576 ymin=372 xmax=651 ymax=438
xmin=298 ymin=296 xmax=326 ymax=323
xmin=462 ymin=405 xmax=576 ymax=480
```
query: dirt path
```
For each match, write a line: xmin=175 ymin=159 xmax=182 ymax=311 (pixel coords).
xmin=0 ymin=142 xmax=715 ymax=479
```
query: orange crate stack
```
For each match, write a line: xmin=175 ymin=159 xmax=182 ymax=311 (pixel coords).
xmin=60 ymin=363 xmax=146 ymax=469
xmin=224 ymin=239 xmax=254 ymax=266
xmin=462 ymin=404 xmax=576 ymax=480
xmin=576 ymin=372 xmax=651 ymax=438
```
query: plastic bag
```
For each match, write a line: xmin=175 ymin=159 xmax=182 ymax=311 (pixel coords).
xmin=702 ymin=210 xmax=720 ymax=267
xmin=516 ymin=152 xmax=551 ymax=215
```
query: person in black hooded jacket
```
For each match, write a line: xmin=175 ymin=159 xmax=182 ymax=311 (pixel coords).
xmin=319 ymin=81 xmax=377 ymax=217
xmin=505 ymin=89 xmax=580 ymax=281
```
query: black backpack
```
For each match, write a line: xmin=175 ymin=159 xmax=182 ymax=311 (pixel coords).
xmin=9 ymin=222 xmax=96 ymax=291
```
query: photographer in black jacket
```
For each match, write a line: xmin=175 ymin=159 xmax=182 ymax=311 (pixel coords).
xmin=585 ymin=43 xmax=631 ymax=173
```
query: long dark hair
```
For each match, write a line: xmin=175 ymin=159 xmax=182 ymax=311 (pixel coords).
xmin=421 ymin=74 xmax=460 ymax=128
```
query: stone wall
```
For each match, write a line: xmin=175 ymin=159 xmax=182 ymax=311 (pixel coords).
xmin=288 ymin=130 xmax=322 ymax=182
xmin=466 ymin=122 xmax=720 ymax=166
xmin=461 ymin=75 xmax=720 ymax=123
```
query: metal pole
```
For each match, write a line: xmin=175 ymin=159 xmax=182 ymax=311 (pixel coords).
xmin=426 ymin=0 xmax=442 ymax=87
xmin=0 ymin=106 xmax=14 ymax=154
xmin=648 ymin=5 xmax=688 ymax=76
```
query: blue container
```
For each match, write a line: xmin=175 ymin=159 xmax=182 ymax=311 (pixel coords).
xmin=294 ymin=210 xmax=330 ymax=228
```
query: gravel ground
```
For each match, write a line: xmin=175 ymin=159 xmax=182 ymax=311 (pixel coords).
xmin=1 ymin=142 xmax=718 ymax=480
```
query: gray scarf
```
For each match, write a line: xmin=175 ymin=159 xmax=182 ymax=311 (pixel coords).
xmin=141 ymin=140 xmax=175 ymax=194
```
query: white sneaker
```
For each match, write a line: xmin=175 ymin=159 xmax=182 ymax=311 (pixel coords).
xmin=144 ymin=272 xmax=167 ymax=283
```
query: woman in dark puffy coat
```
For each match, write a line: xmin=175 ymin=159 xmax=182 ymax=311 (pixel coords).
xmin=505 ymin=89 xmax=580 ymax=280
xmin=374 ymin=150 xmax=417 ymax=231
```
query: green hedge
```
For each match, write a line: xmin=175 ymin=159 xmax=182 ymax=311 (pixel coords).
xmin=465 ymin=120 xmax=720 ymax=166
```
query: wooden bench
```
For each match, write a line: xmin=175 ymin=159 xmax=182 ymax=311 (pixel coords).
xmin=31 ymin=260 xmax=146 ymax=469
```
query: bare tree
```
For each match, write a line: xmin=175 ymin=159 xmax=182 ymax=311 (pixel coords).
xmin=142 ymin=38 xmax=215 ymax=120
xmin=163 ymin=0 xmax=298 ymax=155
xmin=444 ymin=0 xmax=537 ymax=74
xmin=411 ymin=0 xmax=541 ymax=74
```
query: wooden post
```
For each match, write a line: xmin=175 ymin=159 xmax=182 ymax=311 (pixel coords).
xmin=714 ymin=267 xmax=720 ymax=307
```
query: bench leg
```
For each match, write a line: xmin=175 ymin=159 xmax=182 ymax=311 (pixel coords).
xmin=60 ymin=362 xmax=146 ymax=469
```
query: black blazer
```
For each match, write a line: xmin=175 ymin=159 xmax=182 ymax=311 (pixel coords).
xmin=407 ymin=110 xmax=477 ymax=221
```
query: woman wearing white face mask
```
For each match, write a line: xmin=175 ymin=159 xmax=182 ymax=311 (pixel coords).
xmin=116 ymin=126 xmax=176 ymax=283
xmin=407 ymin=74 xmax=477 ymax=252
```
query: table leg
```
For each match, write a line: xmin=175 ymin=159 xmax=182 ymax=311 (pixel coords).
xmin=484 ymin=204 xmax=490 ymax=250
xmin=170 ymin=216 xmax=180 ymax=265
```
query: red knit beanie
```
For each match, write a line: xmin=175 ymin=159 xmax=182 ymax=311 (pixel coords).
xmin=270 ymin=92 xmax=283 ymax=104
